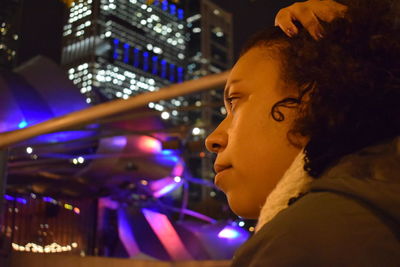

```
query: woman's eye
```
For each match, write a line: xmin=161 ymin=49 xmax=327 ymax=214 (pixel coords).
xmin=226 ymin=97 xmax=238 ymax=110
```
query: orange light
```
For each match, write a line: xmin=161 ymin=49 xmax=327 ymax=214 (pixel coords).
xmin=60 ymin=0 xmax=77 ymax=7
xmin=199 ymin=152 xmax=206 ymax=158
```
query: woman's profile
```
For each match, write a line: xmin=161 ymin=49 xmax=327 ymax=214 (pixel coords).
xmin=205 ymin=0 xmax=400 ymax=265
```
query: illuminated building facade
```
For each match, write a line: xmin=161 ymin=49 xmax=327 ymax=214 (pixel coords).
xmin=185 ymin=0 xmax=234 ymax=199
xmin=187 ymin=0 xmax=234 ymax=79
xmin=61 ymin=0 xmax=188 ymax=124
xmin=0 ymin=0 xmax=21 ymax=70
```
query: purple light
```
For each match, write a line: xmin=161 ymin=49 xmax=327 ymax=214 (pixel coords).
xmin=150 ymin=177 xmax=183 ymax=198
xmin=142 ymin=209 xmax=192 ymax=260
xmin=138 ymin=136 xmax=162 ymax=154
xmin=4 ymin=195 xmax=14 ymax=201
xmin=171 ymin=159 xmax=184 ymax=177
xmin=16 ymin=197 xmax=27 ymax=204
xmin=43 ymin=196 xmax=57 ymax=204
xmin=218 ymin=226 xmax=240 ymax=239
xmin=118 ymin=209 xmax=140 ymax=257
xmin=110 ymin=136 xmax=127 ymax=148
xmin=4 ymin=195 xmax=27 ymax=204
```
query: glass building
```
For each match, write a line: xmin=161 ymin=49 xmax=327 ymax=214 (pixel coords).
xmin=185 ymin=0 xmax=233 ymax=199
xmin=61 ymin=0 xmax=187 ymax=124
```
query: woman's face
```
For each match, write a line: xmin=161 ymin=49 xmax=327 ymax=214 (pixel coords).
xmin=205 ymin=46 xmax=302 ymax=219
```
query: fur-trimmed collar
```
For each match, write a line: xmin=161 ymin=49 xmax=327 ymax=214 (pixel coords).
xmin=256 ymin=150 xmax=313 ymax=232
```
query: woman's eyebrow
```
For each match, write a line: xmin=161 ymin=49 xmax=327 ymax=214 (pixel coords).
xmin=224 ymin=79 xmax=242 ymax=100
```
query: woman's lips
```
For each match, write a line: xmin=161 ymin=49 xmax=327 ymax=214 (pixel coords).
xmin=214 ymin=164 xmax=232 ymax=174
xmin=214 ymin=167 xmax=232 ymax=188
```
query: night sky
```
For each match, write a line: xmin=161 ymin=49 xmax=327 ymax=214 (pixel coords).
xmin=18 ymin=0 xmax=296 ymax=66
xmin=212 ymin=0 xmax=295 ymax=58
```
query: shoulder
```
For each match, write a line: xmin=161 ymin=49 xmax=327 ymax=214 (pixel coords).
xmin=232 ymin=192 xmax=400 ymax=267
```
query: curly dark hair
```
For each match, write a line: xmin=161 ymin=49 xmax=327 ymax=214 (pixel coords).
xmin=242 ymin=0 xmax=400 ymax=178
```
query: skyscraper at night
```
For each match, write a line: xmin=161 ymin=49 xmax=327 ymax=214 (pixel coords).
xmin=185 ymin=0 xmax=233 ymax=194
xmin=0 ymin=0 xmax=21 ymax=70
xmin=61 ymin=0 xmax=187 ymax=123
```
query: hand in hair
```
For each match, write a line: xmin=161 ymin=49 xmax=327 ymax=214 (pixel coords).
xmin=275 ymin=0 xmax=347 ymax=40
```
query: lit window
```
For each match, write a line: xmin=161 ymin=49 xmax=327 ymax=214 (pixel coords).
xmin=153 ymin=47 xmax=162 ymax=54
xmin=161 ymin=112 xmax=170 ymax=120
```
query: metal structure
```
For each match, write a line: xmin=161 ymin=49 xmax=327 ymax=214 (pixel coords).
xmin=0 ymin=71 xmax=228 ymax=149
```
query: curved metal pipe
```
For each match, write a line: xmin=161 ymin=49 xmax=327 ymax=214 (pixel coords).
xmin=0 ymin=71 xmax=229 ymax=148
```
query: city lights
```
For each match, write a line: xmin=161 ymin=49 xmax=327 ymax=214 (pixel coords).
xmin=26 ymin=147 xmax=33 ymax=154
xmin=192 ymin=127 xmax=201 ymax=136
xmin=161 ymin=111 xmax=170 ymax=120
xmin=73 ymin=207 xmax=80 ymax=214
xmin=12 ymin=242 xmax=79 ymax=253
xmin=218 ymin=227 xmax=240 ymax=239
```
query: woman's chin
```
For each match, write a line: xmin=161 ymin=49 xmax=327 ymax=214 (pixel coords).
xmin=226 ymin=192 xmax=261 ymax=220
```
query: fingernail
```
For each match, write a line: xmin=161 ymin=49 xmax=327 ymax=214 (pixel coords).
xmin=316 ymin=29 xmax=324 ymax=39
xmin=287 ymin=28 xmax=295 ymax=37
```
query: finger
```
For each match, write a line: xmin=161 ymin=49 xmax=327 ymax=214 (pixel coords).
xmin=291 ymin=6 xmax=324 ymax=40
xmin=310 ymin=0 xmax=348 ymax=23
xmin=275 ymin=9 xmax=299 ymax=37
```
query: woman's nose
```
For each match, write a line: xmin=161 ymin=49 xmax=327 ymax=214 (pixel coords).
xmin=205 ymin=128 xmax=227 ymax=153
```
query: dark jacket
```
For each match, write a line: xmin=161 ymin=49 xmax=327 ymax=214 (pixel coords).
xmin=232 ymin=137 xmax=400 ymax=266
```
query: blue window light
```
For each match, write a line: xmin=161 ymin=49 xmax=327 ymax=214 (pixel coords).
xmin=162 ymin=0 xmax=168 ymax=11
xmin=152 ymin=56 xmax=158 ymax=75
xmin=169 ymin=63 xmax=175 ymax=82
xmin=177 ymin=67 xmax=184 ymax=83
xmin=143 ymin=51 xmax=149 ymax=71
xmin=133 ymin=48 xmax=140 ymax=67
xmin=177 ymin=9 xmax=184 ymax=20
xmin=161 ymin=60 xmax=167 ymax=79
xmin=123 ymin=43 xmax=130 ymax=63
xmin=169 ymin=4 xmax=176 ymax=15
xmin=113 ymin=39 xmax=120 ymax=60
